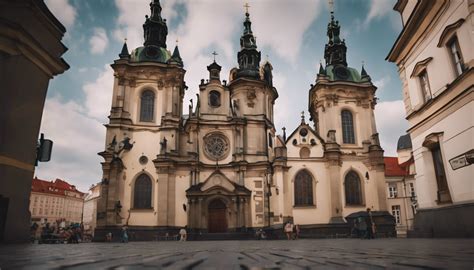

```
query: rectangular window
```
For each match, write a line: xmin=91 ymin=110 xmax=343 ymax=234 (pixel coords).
xmin=419 ymin=70 xmax=431 ymax=102
xmin=388 ymin=185 xmax=398 ymax=198
xmin=409 ymin=183 xmax=416 ymax=197
xmin=392 ymin=205 xmax=401 ymax=224
xmin=431 ymin=144 xmax=451 ymax=203
xmin=448 ymin=37 xmax=465 ymax=76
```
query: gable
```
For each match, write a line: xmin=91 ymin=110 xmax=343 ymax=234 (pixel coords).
xmin=201 ymin=171 xmax=235 ymax=192
xmin=285 ymin=123 xmax=324 ymax=158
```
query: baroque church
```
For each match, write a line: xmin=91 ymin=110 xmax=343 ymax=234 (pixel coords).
xmin=95 ymin=0 xmax=387 ymax=239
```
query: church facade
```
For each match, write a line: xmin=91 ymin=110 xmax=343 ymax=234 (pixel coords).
xmin=95 ymin=0 xmax=388 ymax=239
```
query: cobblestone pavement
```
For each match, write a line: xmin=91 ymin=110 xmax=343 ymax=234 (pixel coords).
xmin=0 ymin=239 xmax=473 ymax=269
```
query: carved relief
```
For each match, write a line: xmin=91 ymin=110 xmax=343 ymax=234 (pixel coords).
xmin=247 ymin=88 xmax=257 ymax=108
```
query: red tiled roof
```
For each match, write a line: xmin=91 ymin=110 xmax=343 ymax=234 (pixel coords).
xmin=31 ymin=178 xmax=85 ymax=196
xmin=384 ymin=157 xmax=412 ymax=177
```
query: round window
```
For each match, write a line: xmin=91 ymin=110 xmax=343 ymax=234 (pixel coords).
xmin=299 ymin=128 xmax=308 ymax=137
xmin=203 ymin=133 xmax=229 ymax=160
xmin=139 ymin=155 xmax=148 ymax=165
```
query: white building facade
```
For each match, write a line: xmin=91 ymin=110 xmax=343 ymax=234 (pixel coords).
xmin=95 ymin=1 xmax=391 ymax=240
xmin=387 ymin=0 xmax=474 ymax=237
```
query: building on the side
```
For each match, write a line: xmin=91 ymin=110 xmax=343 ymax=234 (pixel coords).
xmin=30 ymin=178 xmax=85 ymax=226
xmin=0 ymin=0 xmax=69 ymax=243
xmin=384 ymin=146 xmax=416 ymax=237
xmin=387 ymin=0 xmax=473 ymax=237
xmin=95 ymin=0 xmax=391 ymax=240
xmin=82 ymin=183 xmax=101 ymax=236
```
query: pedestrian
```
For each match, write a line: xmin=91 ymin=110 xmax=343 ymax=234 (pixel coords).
xmin=179 ymin=226 xmax=187 ymax=241
xmin=106 ymin=232 xmax=113 ymax=242
xmin=294 ymin=224 xmax=300 ymax=240
xmin=366 ymin=208 xmax=375 ymax=239
xmin=284 ymin=222 xmax=293 ymax=240
xmin=121 ymin=226 xmax=129 ymax=243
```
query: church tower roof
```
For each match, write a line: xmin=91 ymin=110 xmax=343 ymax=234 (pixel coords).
xmin=316 ymin=2 xmax=369 ymax=83
xmin=236 ymin=3 xmax=261 ymax=80
xmin=119 ymin=39 xmax=130 ymax=59
xmin=143 ymin=0 xmax=168 ymax=48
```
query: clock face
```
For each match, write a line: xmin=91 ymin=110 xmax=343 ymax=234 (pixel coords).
xmin=204 ymin=133 xmax=229 ymax=160
xmin=334 ymin=66 xmax=349 ymax=80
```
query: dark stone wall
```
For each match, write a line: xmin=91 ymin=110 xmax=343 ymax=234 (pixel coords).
xmin=410 ymin=202 xmax=474 ymax=238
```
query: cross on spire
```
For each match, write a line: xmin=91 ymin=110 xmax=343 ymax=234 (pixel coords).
xmin=244 ymin=3 xmax=250 ymax=13
xmin=328 ymin=0 xmax=334 ymax=16
xmin=212 ymin=51 xmax=218 ymax=62
xmin=176 ymin=38 xmax=179 ymax=45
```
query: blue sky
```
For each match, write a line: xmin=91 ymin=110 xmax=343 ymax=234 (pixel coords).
xmin=37 ymin=0 xmax=408 ymax=192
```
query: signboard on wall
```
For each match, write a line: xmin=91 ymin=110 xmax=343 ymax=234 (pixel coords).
xmin=449 ymin=149 xmax=473 ymax=170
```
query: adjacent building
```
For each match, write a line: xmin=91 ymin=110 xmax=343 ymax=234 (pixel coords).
xmin=30 ymin=178 xmax=85 ymax=225
xmin=0 ymin=0 xmax=69 ymax=242
xmin=95 ymin=0 xmax=390 ymax=240
xmin=387 ymin=0 xmax=473 ymax=237
xmin=384 ymin=150 xmax=416 ymax=237
xmin=82 ymin=183 xmax=101 ymax=236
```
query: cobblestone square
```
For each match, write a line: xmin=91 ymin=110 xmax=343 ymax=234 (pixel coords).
xmin=1 ymin=239 xmax=473 ymax=269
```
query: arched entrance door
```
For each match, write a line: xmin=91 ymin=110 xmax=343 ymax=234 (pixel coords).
xmin=208 ymin=199 xmax=227 ymax=233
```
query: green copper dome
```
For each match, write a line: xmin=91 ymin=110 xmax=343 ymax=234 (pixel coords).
xmin=130 ymin=45 xmax=171 ymax=63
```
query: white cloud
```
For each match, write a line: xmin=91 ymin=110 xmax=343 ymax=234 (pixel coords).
xmin=44 ymin=0 xmax=77 ymax=29
xmin=89 ymin=28 xmax=109 ymax=54
xmin=374 ymin=75 xmax=391 ymax=89
xmin=36 ymin=97 xmax=105 ymax=193
xmin=36 ymin=65 xmax=114 ymax=191
xmin=363 ymin=0 xmax=400 ymax=30
xmin=83 ymin=65 xmax=114 ymax=122
xmin=375 ymin=100 xmax=408 ymax=156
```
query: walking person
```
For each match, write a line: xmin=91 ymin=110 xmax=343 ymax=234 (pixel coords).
xmin=121 ymin=226 xmax=129 ymax=243
xmin=179 ymin=226 xmax=187 ymax=241
xmin=366 ymin=208 xmax=375 ymax=239
xmin=293 ymin=224 xmax=300 ymax=240
xmin=284 ymin=222 xmax=293 ymax=240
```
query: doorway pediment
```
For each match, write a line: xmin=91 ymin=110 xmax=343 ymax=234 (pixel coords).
xmin=201 ymin=172 xmax=235 ymax=192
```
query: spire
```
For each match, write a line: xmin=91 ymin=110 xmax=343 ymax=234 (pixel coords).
xmin=318 ymin=63 xmax=326 ymax=75
xmin=119 ymin=39 xmax=130 ymax=59
xmin=168 ymin=45 xmax=183 ymax=67
xmin=143 ymin=0 xmax=168 ymax=48
xmin=236 ymin=3 xmax=261 ymax=79
xmin=361 ymin=63 xmax=371 ymax=81
xmin=324 ymin=1 xmax=347 ymax=67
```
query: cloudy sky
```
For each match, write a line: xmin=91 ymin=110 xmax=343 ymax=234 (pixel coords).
xmin=37 ymin=0 xmax=408 ymax=192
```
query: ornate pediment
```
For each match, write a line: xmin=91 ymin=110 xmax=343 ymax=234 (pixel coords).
xmin=201 ymin=171 xmax=235 ymax=192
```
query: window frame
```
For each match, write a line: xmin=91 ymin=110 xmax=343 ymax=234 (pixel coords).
xmin=139 ymin=90 xmax=156 ymax=123
xmin=341 ymin=109 xmax=355 ymax=144
xmin=418 ymin=69 xmax=432 ymax=103
xmin=294 ymin=170 xmax=315 ymax=207
xmin=391 ymin=205 xmax=401 ymax=224
xmin=209 ymin=90 xmax=221 ymax=108
xmin=388 ymin=184 xmax=398 ymax=198
xmin=447 ymin=36 xmax=465 ymax=77
xmin=133 ymin=174 xmax=153 ymax=210
xmin=344 ymin=171 xmax=363 ymax=206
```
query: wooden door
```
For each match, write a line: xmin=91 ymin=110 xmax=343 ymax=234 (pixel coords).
xmin=208 ymin=199 xmax=227 ymax=233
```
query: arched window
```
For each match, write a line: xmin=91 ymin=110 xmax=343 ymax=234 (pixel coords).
xmin=294 ymin=170 xmax=314 ymax=206
xmin=341 ymin=110 xmax=355 ymax=144
xmin=140 ymin=90 xmax=155 ymax=122
xmin=209 ymin=91 xmax=221 ymax=107
xmin=133 ymin=174 xmax=152 ymax=209
xmin=345 ymin=171 xmax=362 ymax=205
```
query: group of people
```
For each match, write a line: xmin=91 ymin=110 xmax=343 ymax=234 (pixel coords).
xmin=284 ymin=222 xmax=300 ymax=240
xmin=30 ymin=221 xmax=85 ymax=244
xmin=352 ymin=208 xmax=376 ymax=239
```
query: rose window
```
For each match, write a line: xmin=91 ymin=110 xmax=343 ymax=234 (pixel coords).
xmin=204 ymin=134 xmax=229 ymax=160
